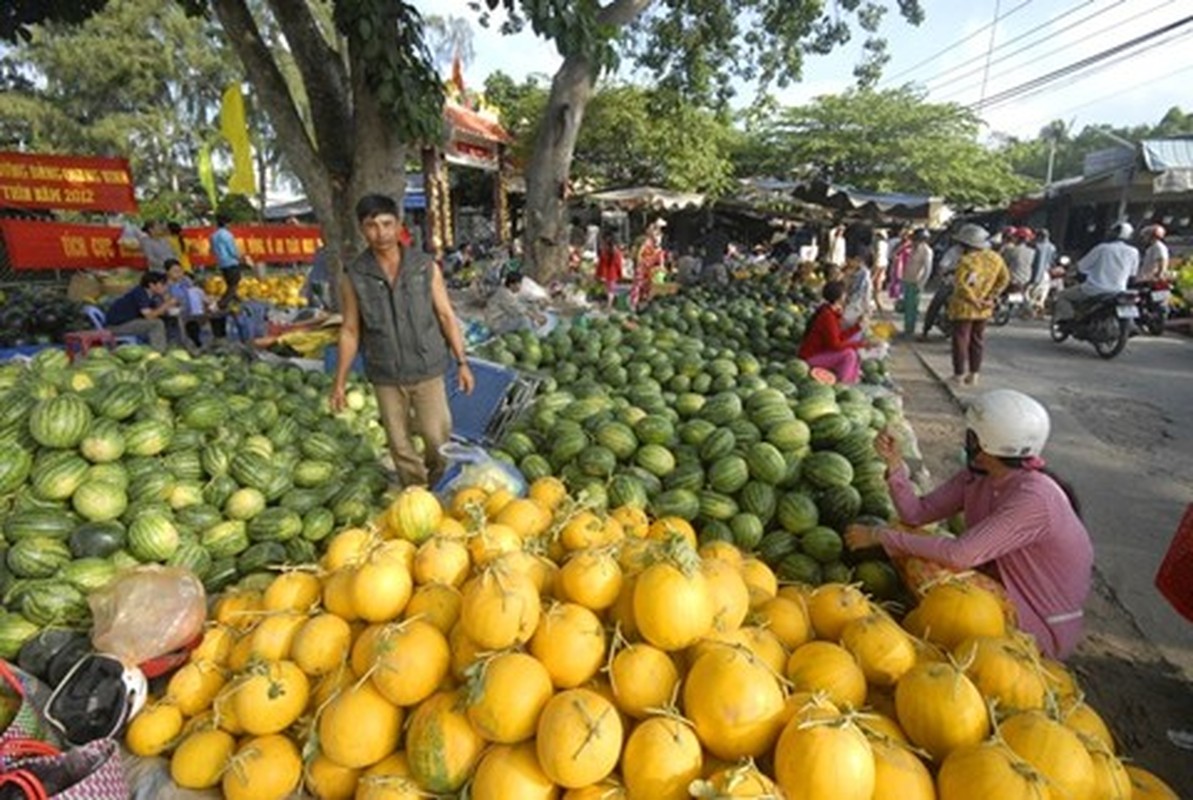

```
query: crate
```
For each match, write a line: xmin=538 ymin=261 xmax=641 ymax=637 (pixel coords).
xmin=1156 ymin=503 xmax=1193 ymax=623
xmin=445 ymin=357 xmax=543 ymax=446
xmin=0 ymin=344 xmax=55 ymax=362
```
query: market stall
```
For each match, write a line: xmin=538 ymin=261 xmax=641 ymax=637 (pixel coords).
xmin=0 ymin=269 xmax=1182 ymax=798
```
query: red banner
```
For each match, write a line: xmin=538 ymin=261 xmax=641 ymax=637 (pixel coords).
xmin=0 ymin=220 xmax=323 ymax=271
xmin=0 ymin=152 xmax=137 ymax=213
xmin=181 ymin=225 xmax=323 ymax=268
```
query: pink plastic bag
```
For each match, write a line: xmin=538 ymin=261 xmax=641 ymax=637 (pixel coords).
xmin=88 ymin=567 xmax=206 ymax=665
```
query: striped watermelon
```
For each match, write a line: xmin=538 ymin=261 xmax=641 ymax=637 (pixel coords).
xmin=608 ymin=474 xmax=649 ymax=510
xmin=22 ymin=582 xmax=89 ymax=627
xmin=635 ymin=444 xmax=676 ymax=478
xmin=225 ymin=488 xmax=267 ymax=521
xmin=578 ymin=445 xmax=618 ymax=478
xmin=166 ymin=539 xmax=212 ymax=578
xmin=698 ymin=490 xmax=739 ymax=522
xmin=649 ymin=488 xmax=700 ymax=521
xmin=4 ymin=510 xmax=77 ymax=543
xmin=28 ymin=394 xmax=92 ymax=449
xmin=745 ymin=442 xmax=787 ymax=485
xmin=79 ymin=419 xmax=126 ymax=464
xmin=71 ymin=480 xmax=128 ymax=523
xmin=153 ymin=371 xmax=202 ymax=399
xmin=594 ymin=422 xmax=638 ymax=460
xmin=698 ymin=428 xmax=737 ymax=462
xmin=518 ymin=454 xmax=552 ymax=482
xmin=766 ymin=419 xmax=812 ymax=452
xmin=663 ymin=461 xmax=705 ymax=493
xmin=0 ymin=444 xmax=32 ymax=494
xmin=674 ymin=393 xmax=706 ymax=418
xmin=809 ymin=414 xmax=854 ymax=450
xmin=802 ymin=451 xmax=855 ymax=489
xmin=229 ymin=451 xmax=276 ymax=492
xmin=678 ymin=419 xmax=717 ymax=446
xmin=777 ymin=491 xmax=819 ymax=534
xmin=200 ymin=520 xmax=250 ymax=558
xmin=708 ymin=455 xmax=749 ymax=494
xmin=8 ymin=537 xmax=73 ymax=578
xmin=300 ymin=431 xmax=343 ymax=461
xmin=739 ymin=481 xmax=778 ymax=526
xmin=301 ymin=507 xmax=336 ymax=542
xmin=123 ymin=419 xmax=173 ymax=457
xmin=801 ymin=527 xmax=844 ymax=564
xmin=634 ymin=415 xmax=675 ymax=446
xmin=59 ymin=557 xmax=118 ymax=593
xmin=757 ymin=530 xmax=799 ymax=564
xmin=817 ymin=485 xmax=863 ymax=532
xmin=699 ymin=392 xmax=743 ymax=426
xmin=777 ymin=552 xmax=822 ymax=584
xmin=729 ymin=513 xmax=765 ymax=550
xmin=128 ymin=512 xmax=181 ymax=561
xmin=30 ymin=452 xmax=90 ymax=502
xmin=164 ymin=451 xmax=204 ymax=482
xmin=292 ymin=460 xmax=336 ymax=488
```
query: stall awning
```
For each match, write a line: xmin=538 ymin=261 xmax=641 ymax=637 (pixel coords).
xmin=444 ymin=102 xmax=512 ymax=145
xmin=583 ymin=186 xmax=706 ymax=211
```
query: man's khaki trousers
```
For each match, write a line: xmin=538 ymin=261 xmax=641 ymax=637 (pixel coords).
xmin=373 ymin=376 xmax=452 ymax=488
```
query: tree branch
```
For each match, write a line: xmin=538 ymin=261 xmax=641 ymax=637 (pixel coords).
xmin=211 ymin=0 xmax=334 ymax=213
xmin=597 ymin=0 xmax=654 ymax=28
xmin=263 ymin=0 xmax=352 ymax=163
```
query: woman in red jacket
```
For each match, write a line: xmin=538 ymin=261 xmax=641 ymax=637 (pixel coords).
xmin=595 ymin=231 xmax=624 ymax=310
xmin=797 ymin=280 xmax=864 ymax=383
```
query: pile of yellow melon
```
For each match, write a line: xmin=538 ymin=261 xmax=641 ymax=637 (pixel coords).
xmin=200 ymin=273 xmax=308 ymax=308
xmin=124 ymin=477 xmax=1180 ymax=800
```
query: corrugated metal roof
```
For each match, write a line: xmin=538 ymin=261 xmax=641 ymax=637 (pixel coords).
xmin=1141 ymin=139 xmax=1193 ymax=171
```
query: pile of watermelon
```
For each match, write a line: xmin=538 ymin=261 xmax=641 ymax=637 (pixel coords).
xmin=477 ymin=279 xmax=905 ymax=594
xmin=0 ymin=346 xmax=389 ymax=657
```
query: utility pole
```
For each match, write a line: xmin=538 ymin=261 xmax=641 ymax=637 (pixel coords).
xmin=979 ymin=0 xmax=1002 ymax=107
xmin=1045 ymin=137 xmax=1057 ymax=188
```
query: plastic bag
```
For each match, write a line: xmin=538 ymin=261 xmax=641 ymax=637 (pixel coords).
xmin=89 ymin=567 xmax=206 ymax=665
xmin=433 ymin=443 xmax=526 ymax=502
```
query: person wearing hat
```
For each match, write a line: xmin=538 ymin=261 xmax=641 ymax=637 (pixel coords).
xmin=1138 ymin=224 xmax=1170 ymax=282
xmin=844 ymin=389 xmax=1093 ymax=659
xmin=1053 ymin=222 xmax=1139 ymax=322
xmin=946 ymin=223 xmax=1009 ymax=386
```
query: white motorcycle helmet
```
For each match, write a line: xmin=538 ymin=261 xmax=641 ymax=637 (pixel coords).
xmin=45 ymin=653 xmax=148 ymax=745
xmin=965 ymin=389 xmax=1051 ymax=459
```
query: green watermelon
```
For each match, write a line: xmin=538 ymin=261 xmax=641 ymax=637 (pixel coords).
xmin=30 ymin=452 xmax=89 ymax=502
xmin=745 ymin=442 xmax=787 ymax=485
xmin=78 ymin=419 xmax=126 ymax=464
xmin=649 ymin=488 xmax=700 ymax=521
xmin=71 ymin=480 xmax=128 ymax=523
xmin=802 ymin=451 xmax=855 ymax=489
xmin=801 ymin=526 xmax=844 ymax=564
xmin=28 ymin=393 xmax=92 ymax=449
xmin=777 ymin=491 xmax=819 ymax=534
xmin=127 ymin=512 xmax=181 ymax=561
xmin=708 ymin=456 xmax=749 ymax=495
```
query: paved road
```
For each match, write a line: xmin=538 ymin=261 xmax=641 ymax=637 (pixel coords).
xmin=911 ymin=318 xmax=1193 ymax=678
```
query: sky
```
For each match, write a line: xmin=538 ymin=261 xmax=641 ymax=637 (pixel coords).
xmin=412 ymin=0 xmax=1193 ymax=141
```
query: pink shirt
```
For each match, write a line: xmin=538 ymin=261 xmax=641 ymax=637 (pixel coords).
xmin=877 ymin=465 xmax=1093 ymax=658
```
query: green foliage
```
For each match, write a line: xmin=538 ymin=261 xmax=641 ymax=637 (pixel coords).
xmin=0 ymin=0 xmax=241 ymax=208
xmin=215 ymin=193 xmax=258 ymax=222
xmin=331 ymin=0 xmax=444 ymax=144
xmin=745 ymin=86 xmax=1029 ymax=206
xmin=997 ymin=107 xmax=1193 ymax=185
xmin=485 ymin=73 xmax=736 ymax=195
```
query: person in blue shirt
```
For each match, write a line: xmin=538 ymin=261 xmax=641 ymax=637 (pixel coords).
xmin=209 ymin=214 xmax=246 ymax=309
xmin=104 ymin=271 xmax=176 ymax=351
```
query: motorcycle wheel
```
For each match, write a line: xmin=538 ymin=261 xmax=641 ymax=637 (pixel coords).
xmin=1049 ymin=311 xmax=1069 ymax=342
xmin=1143 ymin=312 xmax=1166 ymax=337
xmin=1093 ymin=319 xmax=1130 ymax=359
xmin=935 ymin=314 xmax=953 ymax=337
xmin=991 ymin=301 xmax=1012 ymax=327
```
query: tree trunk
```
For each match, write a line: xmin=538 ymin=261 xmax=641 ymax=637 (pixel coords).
xmin=522 ymin=53 xmax=595 ymax=282
xmin=521 ymin=0 xmax=654 ymax=281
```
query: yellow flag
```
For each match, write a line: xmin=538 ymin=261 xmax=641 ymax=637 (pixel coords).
xmin=220 ymin=84 xmax=255 ymax=196
xmin=197 ymin=142 xmax=217 ymax=209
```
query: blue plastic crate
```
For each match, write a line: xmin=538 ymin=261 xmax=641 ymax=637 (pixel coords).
xmin=0 ymin=344 xmax=57 ymax=362
xmin=446 ymin=357 xmax=542 ymax=445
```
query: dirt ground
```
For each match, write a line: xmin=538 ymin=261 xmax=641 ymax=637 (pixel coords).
xmin=887 ymin=345 xmax=1193 ymax=796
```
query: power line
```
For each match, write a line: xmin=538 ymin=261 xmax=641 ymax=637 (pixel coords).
xmin=969 ymin=16 xmax=1193 ymax=110
xmin=930 ymin=0 xmax=1175 ymax=103
xmin=1009 ymin=60 xmax=1193 ymax=129
xmin=922 ymin=0 xmax=1124 ymax=92
xmin=878 ymin=0 xmax=1037 ymax=86
xmin=978 ymin=0 xmax=1003 ymax=105
xmin=975 ymin=27 xmax=1193 ymax=114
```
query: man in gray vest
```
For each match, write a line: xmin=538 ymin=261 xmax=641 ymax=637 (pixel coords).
xmin=331 ymin=194 xmax=474 ymax=488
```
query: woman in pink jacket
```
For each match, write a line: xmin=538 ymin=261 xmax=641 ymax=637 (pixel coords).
xmin=845 ymin=389 xmax=1093 ymax=659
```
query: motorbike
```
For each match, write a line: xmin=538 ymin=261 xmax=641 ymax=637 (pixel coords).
xmin=1130 ymin=278 xmax=1172 ymax=336
xmin=1049 ymin=289 xmax=1141 ymax=359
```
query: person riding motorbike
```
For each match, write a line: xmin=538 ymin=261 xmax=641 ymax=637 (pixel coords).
xmin=1029 ymin=228 xmax=1058 ymax=317
xmin=1138 ymin=224 xmax=1170 ymax=282
xmin=1053 ymin=222 xmax=1139 ymax=322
